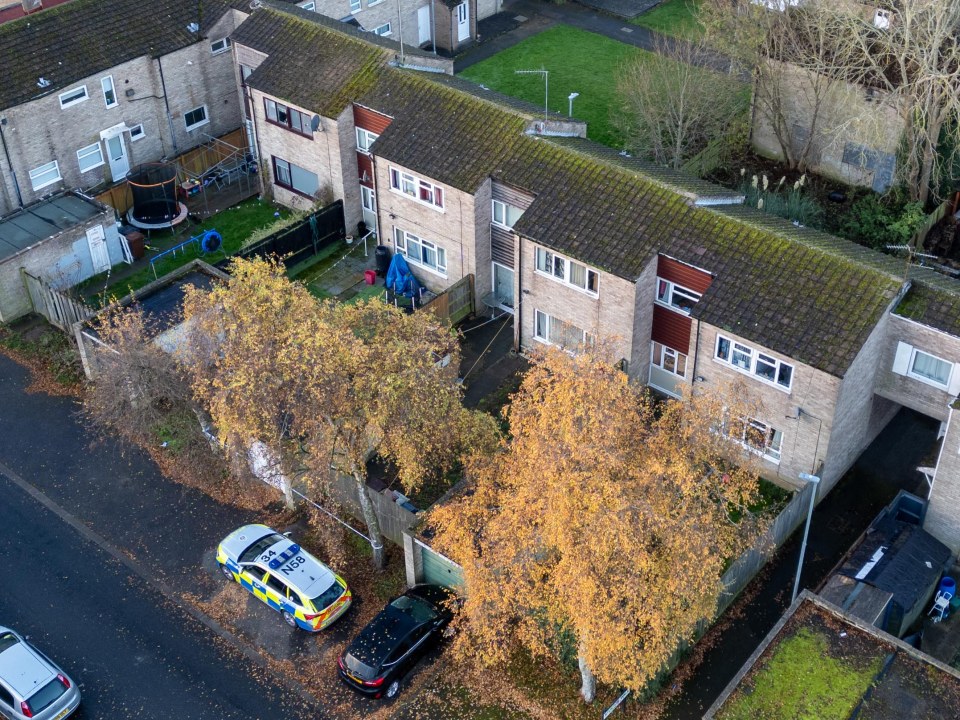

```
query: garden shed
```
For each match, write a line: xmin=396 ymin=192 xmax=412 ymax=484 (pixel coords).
xmin=0 ymin=192 xmax=125 ymax=322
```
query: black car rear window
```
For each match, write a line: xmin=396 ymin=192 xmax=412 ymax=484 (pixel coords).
xmin=310 ymin=580 xmax=345 ymax=610
xmin=239 ymin=534 xmax=284 ymax=564
xmin=27 ymin=679 xmax=66 ymax=714
xmin=343 ymin=652 xmax=377 ymax=681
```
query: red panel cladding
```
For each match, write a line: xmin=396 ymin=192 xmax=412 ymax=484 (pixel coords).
xmin=652 ymin=305 xmax=693 ymax=354
xmin=657 ymin=256 xmax=712 ymax=294
xmin=353 ymin=105 xmax=392 ymax=134
xmin=357 ymin=152 xmax=374 ymax=187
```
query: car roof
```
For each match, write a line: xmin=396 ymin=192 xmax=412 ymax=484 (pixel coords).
xmin=347 ymin=606 xmax=419 ymax=667
xmin=259 ymin=538 xmax=336 ymax=597
xmin=0 ymin=639 xmax=54 ymax=698
xmin=219 ymin=524 xmax=277 ymax=561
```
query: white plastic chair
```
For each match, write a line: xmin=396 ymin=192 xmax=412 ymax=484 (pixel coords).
xmin=929 ymin=591 xmax=953 ymax=622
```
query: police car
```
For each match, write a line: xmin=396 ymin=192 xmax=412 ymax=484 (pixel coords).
xmin=216 ymin=524 xmax=352 ymax=631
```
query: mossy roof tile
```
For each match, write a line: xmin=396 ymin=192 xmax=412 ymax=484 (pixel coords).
xmin=893 ymin=281 xmax=960 ymax=339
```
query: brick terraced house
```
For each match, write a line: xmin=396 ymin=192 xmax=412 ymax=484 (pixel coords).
xmin=0 ymin=0 xmax=250 ymax=215
xmin=232 ymin=6 xmax=960 ymax=551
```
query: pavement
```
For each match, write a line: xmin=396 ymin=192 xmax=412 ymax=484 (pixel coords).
xmin=660 ymin=407 xmax=941 ymax=718
xmin=455 ymin=0 xmax=734 ymax=74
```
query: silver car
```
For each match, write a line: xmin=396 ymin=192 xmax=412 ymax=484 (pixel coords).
xmin=0 ymin=628 xmax=80 ymax=720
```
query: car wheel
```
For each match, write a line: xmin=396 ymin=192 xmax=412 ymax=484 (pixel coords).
xmin=282 ymin=611 xmax=297 ymax=628
xmin=219 ymin=563 xmax=233 ymax=581
xmin=386 ymin=679 xmax=400 ymax=698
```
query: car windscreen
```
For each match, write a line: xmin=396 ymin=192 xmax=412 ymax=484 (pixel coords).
xmin=390 ymin=595 xmax=438 ymax=623
xmin=238 ymin=534 xmax=284 ymax=564
xmin=0 ymin=632 xmax=18 ymax=653
xmin=310 ymin=580 xmax=344 ymax=610
xmin=27 ymin=679 xmax=66 ymax=714
xmin=343 ymin=651 xmax=377 ymax=681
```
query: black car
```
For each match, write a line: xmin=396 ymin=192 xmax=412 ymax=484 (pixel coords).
xmin=337 ymin=584 xmax=454 ymax=699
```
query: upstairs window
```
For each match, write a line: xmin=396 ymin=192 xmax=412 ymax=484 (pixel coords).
xmin=715 ymin=335 xmax=793 ymax=391
xmin=264 ymin=98 xmax=313 ymax=137
xmin=389 ymin=167 xmax=443 ymax=209
xmin=656 ymin=278 xmax=700 ymax=314
xmin=101 ymin=76 xmax=117 ymax=108
xmin=356 ymin=127 xmax=379 ymax=152
xmin=492 ymin=200 xmax=523 ymax=228
xmin=910 ymin=350 xmax=952 ymax=387
xmin=211 ymin=37 xmax=232 ymax=55
xmin=373 ymin=22 xmax=392 ymax=36
xmin=184 ymin=105 xmax=209 ymax=131
xmin=534 ymin=247 xmax=598 ymax=295
xmin=59 ymin=85 xmax=88 ymax=109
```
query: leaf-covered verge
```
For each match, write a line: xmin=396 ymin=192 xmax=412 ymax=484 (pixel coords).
xmin=0 ymin=321 xmax=84 ymax=395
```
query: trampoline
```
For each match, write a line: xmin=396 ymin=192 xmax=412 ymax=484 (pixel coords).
xmin=125 ymin=163 xmax=188 ymax=230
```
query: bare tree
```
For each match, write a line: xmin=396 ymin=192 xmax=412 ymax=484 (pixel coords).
xmin=616 ymin=36 xmax=750 ymax=169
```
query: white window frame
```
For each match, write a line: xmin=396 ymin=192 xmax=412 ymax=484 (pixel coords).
xmin=211 ymin=37 xmax=232 ymax=55
xmin=715 ymin=334 xmax=794 ymax=392
xmin=394 ymin=227 xmax=447 ymax=276
xmin=656 ymin=277 xmax=701 ymax=315
xmin=388 ymin=167 xmax=443 ymax=210
xmin=372 ymin=22 xmax=392 ymax=36
xmin=129 ymin=124 xmax=145 ymax=142
xmin=368 ymin=0 xmax=385 ymax=6
xmin=349 ymin=0 xmax=361 ymax=10
xmin=183 ymin=105 xmax=209 ymax=132
xmin=651 ymin=341 xmax=687 ymax=378
xmin=28 ymin=160 xmax=61 ymax=190
xmin=356 ymin=127 xmax=379 ymax=152
xmin=77 ymin=143 xmax=105 ymax=173
xmin=100 ymin=76 xmax=118 ymax=108
xmin=534 ymin=246 xmax=599 ymax=297
xmin=58 ymin=85 xmax=88 ymax=109
xmin=908 ymin=348 xmax=954 ymax=389
xmin=492 ymin=199 xmax=523 ymax=228
xmin=533 ymin=309 xmax=594 ymax=350
xmin=728 ymin=417 xmax=783 ymax=464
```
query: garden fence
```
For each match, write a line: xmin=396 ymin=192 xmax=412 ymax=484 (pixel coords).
xmin=234 ymin=201 xmax=345 ymax=268
xmin=422 ymin=274 xmax=475 ymax=325
xmin=21 ymin=270 xmax=93 ymax=332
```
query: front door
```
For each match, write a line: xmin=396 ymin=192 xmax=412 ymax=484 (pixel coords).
xmin=492 ymin=262 xmax=514 ymax=312
xmin=105 ymin=133 xmax=129 ymax=180
xmin=456 ymin=1 xmax=469 ymax=43
xmin=417 ymin=4 xmax=431 ymax=46
xmin=86 ymin=225 xmax=111 ymax=274
xmin=361 ymin=185 xmax=377 ymax=237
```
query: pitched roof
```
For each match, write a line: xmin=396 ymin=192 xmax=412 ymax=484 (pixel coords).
xmin=0 ymin=0 xmax=245 ymax=109
xmin=229 ymin=6 xmax=960 ymax=378
xmin=894 ymin=280 xmax=960 ymax=339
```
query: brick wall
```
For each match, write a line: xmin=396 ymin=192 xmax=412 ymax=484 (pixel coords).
xmin=926 ymin=403 xmax=960 ymax=553
xmin=629 ymin=256 xmax=659 ymax=382
xmin=374 ymin=158 xmax=476 ymax=293
xmin=693 ymin=323 xmax=841 ymax=490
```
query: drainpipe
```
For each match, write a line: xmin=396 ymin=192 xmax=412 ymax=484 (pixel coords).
xmin=396 ymin=0 xmax=406 ymax=65
xmin=514 ymin=233 xmax=522 ymax=351
xmin=370 ymin=153 xmax=383 ymax=242
xmin=691 ymin=316 xmax=702 ymax=394
xmin=0 ymin=118 xmax=24 ymax=208
xmin=156 ymin=57 xmax=180 ymax=156
xmin=431 ymin=0 xmax=436 ymax=55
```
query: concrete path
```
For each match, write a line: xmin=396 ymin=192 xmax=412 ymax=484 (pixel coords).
xmin=455 ymin=0 xmax=734 ymax=74
xmin=660 ymin=408 xmax=940 ymax=718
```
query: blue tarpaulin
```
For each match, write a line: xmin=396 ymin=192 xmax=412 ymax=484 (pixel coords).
xmin=385 ymin=253 xmax=422 ymax=298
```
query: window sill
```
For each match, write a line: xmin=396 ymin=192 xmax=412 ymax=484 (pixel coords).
xmin=265 ymin=118 xmax=313 ymax=140
xmin=711 ymin=357 xmax=793 ymax=394
xmin=397 ymin=250 xmax=447 ymax=279
xmin=275 ymin=182 xmax=317 ymax=200
xmin=533 ymin=268 xmax=599 ymax=299
xmin=79 ymin=162 xmax=105 ymax=174
xmin=30 ymin=178 xmax=62 ymax=191
xmin=905 ymin=371 xmax=950 ymax=391
xmin=59 ymin=98 xmax=89 ymax=110
xmin=654 ymin=299 xmax=692 ymax=316
xmin=185 ymin=120 xmax=210 ymax=133
xmin=388 ymin=187 xmax=445 ymax=213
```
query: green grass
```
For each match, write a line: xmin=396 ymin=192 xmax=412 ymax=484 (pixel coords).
xmin=631 ymin=0 xmax=703 ymax=40
xmin=88 ymin=198 xmax=291 ymax=301
xmin=717 ymin=628 xmax=884 ymax=719
xmin=460 ymin=25 xmax=657 ymax=148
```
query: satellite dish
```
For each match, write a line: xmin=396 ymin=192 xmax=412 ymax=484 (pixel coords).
xmin=310 ymin=115 xmax=322 ymax=132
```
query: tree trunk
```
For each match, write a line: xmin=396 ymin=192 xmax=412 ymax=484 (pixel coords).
xmin=578 ymin=648 xmax=596 ymax=704
xmin=281 ymin=476 xmax=295 ymax=510
xmin=353 ymin=471 xmax=386 ymax=568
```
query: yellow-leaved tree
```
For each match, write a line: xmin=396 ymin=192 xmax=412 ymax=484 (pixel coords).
xmin=431 ymin=345 xmax=767 ymax=701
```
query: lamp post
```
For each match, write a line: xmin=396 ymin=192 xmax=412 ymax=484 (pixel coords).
xmin=792 ymin=472 xmax=821 ymax=604
xmin=567 ymin=92 xmax=579 ymax=117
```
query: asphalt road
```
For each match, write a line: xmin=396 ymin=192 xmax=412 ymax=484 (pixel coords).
xmin=0 ymin=464 xmax=324 ymax=720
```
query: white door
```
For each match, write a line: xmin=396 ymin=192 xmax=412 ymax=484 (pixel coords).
xmin=492 ymin=262 xmax=514 ymax=312
xmin=105 ymin=133 xmax=129 ymax=179
xmin=456 ymin=1 xmax=469 ymax=42
xmin=361 ymin=186 xmax=377 ymax=237
xmin=417 ymin=5 xmax=431 ymax=46
xmin=86 ymin=225 xmax=111 ymax=274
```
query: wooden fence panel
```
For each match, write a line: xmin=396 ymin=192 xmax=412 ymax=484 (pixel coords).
xmin=423 ymin=274 xmax=474 ymax=325
xmin=22 ymin=270 xmax=92 ymax=332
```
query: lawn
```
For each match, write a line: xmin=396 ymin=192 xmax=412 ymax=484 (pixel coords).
xmin=459 ymin=25 xmax=656 ymax=148
xmin=83 ymin=198 xmax=292 ymax=301
xmin=631 ymin=0 xmax=703 ymax=40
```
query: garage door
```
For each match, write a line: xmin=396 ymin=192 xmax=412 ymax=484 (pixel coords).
xmin=419 ymin=541 xmax=464 ymax=590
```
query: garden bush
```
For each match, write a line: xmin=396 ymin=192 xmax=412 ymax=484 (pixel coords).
xmin=838 ymin=193 xmax=926 ymax=250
